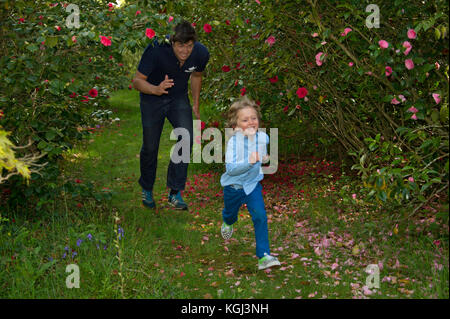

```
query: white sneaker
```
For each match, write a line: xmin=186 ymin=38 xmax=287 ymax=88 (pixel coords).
xmin=258 ymin=253 xmax=281 ymax=270
xmin=221 ymin=222 xmax=233 ymax=240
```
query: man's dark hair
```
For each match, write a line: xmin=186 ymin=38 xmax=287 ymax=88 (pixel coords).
xmin=170 ymin=21 xmax=197 ymax=44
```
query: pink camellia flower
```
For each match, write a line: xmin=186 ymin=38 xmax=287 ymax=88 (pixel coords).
xmin=100 ymin=36 xmax=112 ymax=46
xmin=296 ymin=87 xmax=308 ymax=99
xmin=408 ymin=177 xmax=414 ymax=182
xmin=55 ymin=25 xmax=61 ymax=31
xmin=378 ymin=40 xmax=389 ymax=49
xmin=398 ymin=95 xmax=406 ymax=102
xmin=265 ymin=36 xmax=276 ymax=46
xmin=385 ymin=66 xmax=393 ymax=77
xmin=71 ymin=36 xmax=77 ymax=43
xmin=203 ymin=23 xmax=212 ymax=33
xmin=222 ymin=65 xmax=231 ymax=72
xmin=407 ymin=29 xmax=417 ymax=39
xmin=432 ymin=93 xmax=441 ymax=104
xmin=402 ymin=41 xmax=412 ymax=55
xmin=315 ymin=52 xmax=325 ymax=66
xmin=145 ymin=28 xmax=156 ymax=39
xmin=168 ymin=16 xmax=174 ymax=23
xmin=348 ymin=62 xmax=354 ymax=67
xmin=135 ymin=10 xmax=141 ymax=16
xmin=411 ymin=113 xmax=417 ymax=120
xmin=407 ymin=106 xmax=418 ymax=113
xmin=312 ymin=32 xmax=319 ymax=37
xmin=88 ymin=88 xmax=98 ymax=98
xmin=352 ymin=194 xmax=357 ymax=200
xmin=341 ymin=27 xmax=352 ymax=36
xmin=391 ymin=97 xmax=400 ymax=105
xmin=269 ymin=76 xmax=278 ymax=83
xmin=405 ymin=59 xmax=414 ymax=70
xmin=255 ymin=0 xmax=261 ymax=4
xmin=435 ymin=62 xmax=440 ymax=70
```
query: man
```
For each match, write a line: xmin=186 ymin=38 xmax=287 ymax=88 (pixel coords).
xmin=133 ymin=21 xmax=209 ymax=210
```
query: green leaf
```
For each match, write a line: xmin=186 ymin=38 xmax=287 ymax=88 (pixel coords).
xmin=26 ymin=44 xmax=38 ymax=52
xmin=46 ymin=36 xmax=58 ymax=48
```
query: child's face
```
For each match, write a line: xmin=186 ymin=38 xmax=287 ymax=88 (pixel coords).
xmin=236 ymin=107 xmax=259 ymax=135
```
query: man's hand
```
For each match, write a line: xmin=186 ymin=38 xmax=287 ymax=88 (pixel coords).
xmin=156 ymin=75 xmax=174 ymax=96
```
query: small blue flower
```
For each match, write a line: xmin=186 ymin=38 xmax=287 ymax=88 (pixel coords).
xmin=76 ymin=239 xmax=83 ymax=247
xmin=72 ymin=251 xmax=77 ymax=258
xmin=64 ymin=246 xmax=69 ymax=251
xmin=118 ymin=226 xmax=124 ymax=240
xmin=48 ymin=257 xmax=53 ymax=262
xmin=87 ymin=233 xmax=93 ymax=240
xmin=62 ymin=252 xmax=67 ymax=259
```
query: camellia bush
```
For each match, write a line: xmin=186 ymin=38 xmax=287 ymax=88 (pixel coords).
xmin=1 ymin=0 xmax=448 ymax=213
xmin=134 ymin=0 xmax=448 ymax=211
xmin=0 ymin=0 xmax=181 ymax=210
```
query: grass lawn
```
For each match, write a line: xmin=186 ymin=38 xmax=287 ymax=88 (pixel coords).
xmin=0 ymin=89 xmax=448 ymax=299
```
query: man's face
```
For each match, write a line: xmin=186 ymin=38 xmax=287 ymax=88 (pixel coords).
xmin=172 ymin=41 xmax=194 ymax=63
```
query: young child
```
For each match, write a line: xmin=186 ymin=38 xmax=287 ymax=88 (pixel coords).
xmin=220 ymin=96 xmax=281 ymax=270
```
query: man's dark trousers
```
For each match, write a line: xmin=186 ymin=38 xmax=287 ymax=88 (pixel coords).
xmin=138 ymin=95 xmax=193 ymax=192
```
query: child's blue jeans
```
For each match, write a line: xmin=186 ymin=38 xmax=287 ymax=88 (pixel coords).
xmin=222 ymin=182 xmax=270 ymax=258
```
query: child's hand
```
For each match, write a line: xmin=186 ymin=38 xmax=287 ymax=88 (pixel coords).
xmin=243 ymin=127 xmax=257 ymax=136
xmin=249 ymin=151 xmax=260 ymax=164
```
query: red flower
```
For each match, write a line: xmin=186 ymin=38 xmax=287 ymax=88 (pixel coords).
xmin=203 ymin=24 xmax=212 ymax=33
xmin=18 ymin=18 xmax=25 ymax=24
xmin=240 ymin=87 xmax=246 ymax=96
xmin=100 ymin=36 xmax=112 ymax=47
xmin=296 ymin=87 xmax=308 ymax=98
xmin=88 ymin=88 xmax=98 ymax=98
xmin=283 ymin=105 xmax=289 ymax=113
xmin=269 ymin=76 xmax=278 ymax=83
xmin=222 ymin=65 xmax=231 ymax=72
xmin=212 ymin=121 xmax=219 ymax=128
xmin=146 ymin=28 xmax=156 ymax=39
xmin=225 ymin=20 xmax=230 ymax=25
xmin=75 ymin=179 xmax=82 ymax=183
xmin=201 ymin=121 xmax=206 ymax=130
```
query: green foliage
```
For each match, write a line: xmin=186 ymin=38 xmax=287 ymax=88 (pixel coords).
xmin=1 ymin=0 xmax=448 ymax=213
xmin=146 ymin=0 xmax=449 ymax=211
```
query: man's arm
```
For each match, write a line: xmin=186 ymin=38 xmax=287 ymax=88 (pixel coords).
xmin=133 ymin=71 xmax=174 ymax=96
xmin=190 ymin=71 xmax=202 ymax=119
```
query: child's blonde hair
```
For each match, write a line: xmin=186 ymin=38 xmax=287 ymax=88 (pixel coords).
xmin=226 ymin=96 xmax=262 ymax=128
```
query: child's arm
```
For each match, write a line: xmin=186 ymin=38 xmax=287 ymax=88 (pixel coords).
xmin=225 ymin=136 xmax=257 ymax=176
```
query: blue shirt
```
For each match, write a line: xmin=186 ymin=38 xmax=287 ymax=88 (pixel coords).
xmin=137 ymin=39 xmax=210 ymax=105
xmin=220 ymin=131 xmax=269 ymax=195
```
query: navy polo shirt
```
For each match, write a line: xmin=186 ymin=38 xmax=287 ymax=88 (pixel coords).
xmin=137 ymin=39 xmax=210 ymax=104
